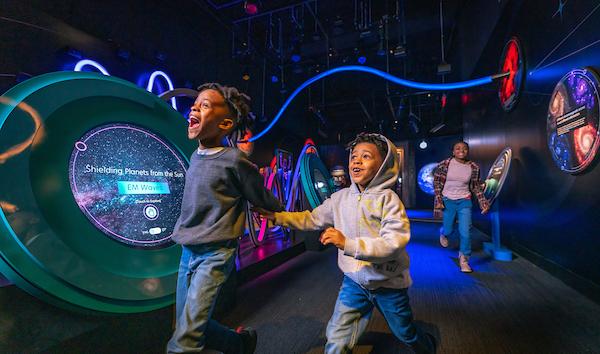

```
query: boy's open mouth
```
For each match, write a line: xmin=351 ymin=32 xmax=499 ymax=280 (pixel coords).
xmin=189 ymin=116 xmax=200 ymax=129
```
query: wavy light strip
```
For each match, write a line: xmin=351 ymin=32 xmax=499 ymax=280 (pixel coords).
xmin=250 ymin=65 xmax=496 ymax=142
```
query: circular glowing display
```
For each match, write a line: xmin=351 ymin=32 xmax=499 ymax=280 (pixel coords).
xmin=498 ymin=37 xmax=525 ymax=112
xmin=484 ymin=148 xmax=512 ymax=203
xmin=418 ymin=163 xmax=438 ymax=195
xmin=0 ymin=71 xmax=196 ymax=313
xmin=547 ymin=68 xmax=600 ymax=174
xmin=69 ymin=123 xmax=187 ymax=248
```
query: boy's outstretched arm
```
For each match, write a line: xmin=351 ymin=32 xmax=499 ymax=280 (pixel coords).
xmin=255 ymin=197 xmax=335 ymax=231
xmin=344 ymin=194 xmax=410 ymax=263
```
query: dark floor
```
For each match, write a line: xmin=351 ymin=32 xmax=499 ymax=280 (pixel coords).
xmin=221 ymin=222 xmax=600 ymax=354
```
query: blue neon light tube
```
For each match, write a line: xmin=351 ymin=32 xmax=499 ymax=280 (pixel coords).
xmin=250 ymin=65 xmax=496 ymax=141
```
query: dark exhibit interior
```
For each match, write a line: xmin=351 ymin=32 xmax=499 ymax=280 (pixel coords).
xmin=1 ymin=1 xmax=600 ymax=353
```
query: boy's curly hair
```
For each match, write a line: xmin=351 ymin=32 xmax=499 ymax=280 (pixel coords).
xmin=346 ymin=132 xmax=388 ymax=159
xmin=197 ymin=83 xmax=253 ymax=133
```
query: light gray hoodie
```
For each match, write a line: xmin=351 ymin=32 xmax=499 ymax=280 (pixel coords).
xmin=274 ymin=135 xmax=411 ymax=290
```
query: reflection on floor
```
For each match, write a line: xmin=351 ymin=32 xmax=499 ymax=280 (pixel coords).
xmin=237 ymin=228 xmax=299 ymax=270
xmin=221 ymin=222 xmax=600 ymax=354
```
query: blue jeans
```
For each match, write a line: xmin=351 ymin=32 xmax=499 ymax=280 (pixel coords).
xmin=325 ymin=276 xmax=433 ymax=354
xmin=442 ymin=197 xmax=473 ymax=257
xmin=167 ymin=241 xmax=242 ymax=354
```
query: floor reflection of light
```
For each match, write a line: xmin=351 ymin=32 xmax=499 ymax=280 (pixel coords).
xmin=0 ymin=97 xmax=44 ymax=164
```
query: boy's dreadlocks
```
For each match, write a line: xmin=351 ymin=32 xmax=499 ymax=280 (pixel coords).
xmin=197 ymin=83 xmax=253 ymax=133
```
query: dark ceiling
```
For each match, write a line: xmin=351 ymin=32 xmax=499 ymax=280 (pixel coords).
xmin=200 ymin=0 xmax=469 ymax=141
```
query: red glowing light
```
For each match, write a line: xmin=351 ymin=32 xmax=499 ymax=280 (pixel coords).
xmin=441 ymin=93 xmax=447 ymax=108
xmin=244 ymin=1 xmax=258 ymax=15
xmin=461 ymin=93 xmax=470 ymax=105
xmin=499 ymin=38 xmax=522 ymax=111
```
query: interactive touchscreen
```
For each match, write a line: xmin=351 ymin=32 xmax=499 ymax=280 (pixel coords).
xmin=69 ymin=123 xmax=187 ymax=248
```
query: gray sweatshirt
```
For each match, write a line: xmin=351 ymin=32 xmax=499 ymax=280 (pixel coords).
xmin=171 ymin=147 xmax=283 ymax=245
xmin=274 ymin=135 xmax=412 ymax=290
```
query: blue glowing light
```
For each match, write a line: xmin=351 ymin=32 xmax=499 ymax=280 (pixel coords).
xmin=146 ymin=70 xmax=177 ymax=109
xmin=250 ymin=65 xmax=496 ymax=141
xmin=357 ymin=56 xmax=367 ymax=65
xmin=291 ymin=54 xmax=301 ymax=63
xmin=271 ymin=75 xmax=279 ymax=83
xmin=74 ymin=59 xmax=110 ymax=75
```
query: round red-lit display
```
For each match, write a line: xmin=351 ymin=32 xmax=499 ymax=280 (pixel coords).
xmin=498 ymin=37 xmax=525 ymax=112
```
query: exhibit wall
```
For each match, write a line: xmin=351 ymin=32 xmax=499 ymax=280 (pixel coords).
xmin=457 ymin=0 xmax=600 ymax=299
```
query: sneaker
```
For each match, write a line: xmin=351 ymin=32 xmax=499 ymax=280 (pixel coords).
xmin=439 ymin=228 xmax=448 ymax=248
xmin=411 ymin=332 xmax=437 ymax=354
xmin=426 ymin=333 xmax=437 ymax=354
xmin=459 ymin=254 xmax=473 ymax=273
xmin=236 ymin=326 xmax=257 ymax=354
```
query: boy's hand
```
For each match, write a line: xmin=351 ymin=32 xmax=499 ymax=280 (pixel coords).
xmin=320 ymin=227 xmax=346 ymax=250
xmin=252 ymin=207 xmax=276 ymax=221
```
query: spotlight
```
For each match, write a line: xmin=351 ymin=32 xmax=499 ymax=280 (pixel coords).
xmin=242 ymin=67 xmax=250 ymax=81
xmin=419 ymin=140 xmax=428 ymax=149
xmin=332 ymin=16 xmax=344 ymax=36
xmin=430 ymin=122 xmax=446 ymax=133
xmin=393 ymin=44 xmax=407 ymax=58
xmin=244 ymin=1 xmax=258 ymax=15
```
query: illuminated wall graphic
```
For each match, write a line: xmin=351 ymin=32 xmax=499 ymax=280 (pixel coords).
xmin=417 ymin=163 xmax=438 ymax=195
xmin=69 ymin=123 xmax=187 ymax=248
xmin=547 ymin=68 xmax=600 ymax=174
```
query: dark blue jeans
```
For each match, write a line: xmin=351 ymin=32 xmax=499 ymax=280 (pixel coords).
xmin=325 ymin=276 xmax=434 ymax=354
xmin=167 ymin=241 xmax=242 ymax=354
xmin=442 ymin=197 xmax=473 ymax=257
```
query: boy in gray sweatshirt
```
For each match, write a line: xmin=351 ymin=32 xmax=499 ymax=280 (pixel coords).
xmin=167 ymin=83 xmax=283 ymax=354
xmin=258 ymin=133 xmax=435 ymax=353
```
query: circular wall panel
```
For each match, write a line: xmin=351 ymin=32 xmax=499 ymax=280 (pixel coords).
xmin=0 ymin=72 xmax=196 ymax=313
xmin=547 ymin=68 xmax=600 ymax=174
xmin=498 ymin=37 xmax=525 ymax=112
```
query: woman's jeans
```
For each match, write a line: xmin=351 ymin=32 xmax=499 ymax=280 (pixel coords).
xmin=442 ymin=197 xmax=473 ymax=257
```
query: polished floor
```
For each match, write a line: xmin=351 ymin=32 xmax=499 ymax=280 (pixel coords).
xmin=220 ymin=222 xmax=600 ymax=354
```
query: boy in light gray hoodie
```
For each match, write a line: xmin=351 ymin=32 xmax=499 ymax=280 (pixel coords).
xmin=258 ymin=133 xmax=435 ymax=353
